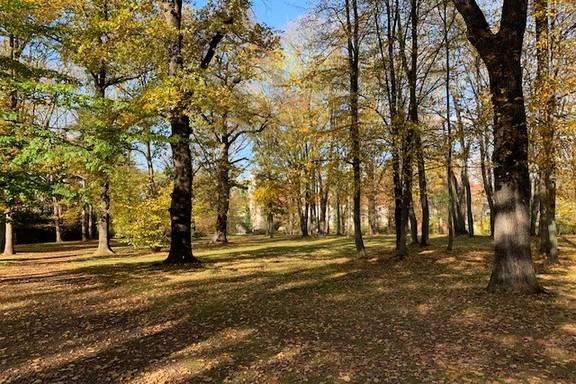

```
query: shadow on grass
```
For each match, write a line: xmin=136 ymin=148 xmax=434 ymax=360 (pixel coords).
xmin=1 ymin=235 xmax=575 ymax=383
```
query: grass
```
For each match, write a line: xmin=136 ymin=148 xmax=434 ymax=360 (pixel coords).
xmin=1 ymin=235 xmax=575 ymax=383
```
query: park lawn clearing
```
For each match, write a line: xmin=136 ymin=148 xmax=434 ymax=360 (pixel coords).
xmin=0 ymin=235 xmax=575 ymax=383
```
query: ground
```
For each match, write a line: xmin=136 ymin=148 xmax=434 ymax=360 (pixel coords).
xmin=0 ymin=235 xmax=575 ymax=384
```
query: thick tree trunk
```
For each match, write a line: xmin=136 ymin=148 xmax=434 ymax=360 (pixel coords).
xmin=94 ymin=182 xmax=113 ymax=256
xmin=166 ymin=114 xmax=199 ymax=264
xmin=53 ymin=197 xmax=63 ymax=243
xmin=214 ymin=141 xmax=231 ymax=243
xmin=485 ymin=56 xmax=541 ymax=293
xmin=3 ymin=210 xmax=14 ymax=256
xmin=454 ymin=0 xmax=541 ymax=294
xmin=163 ymin=0 xmax=201 ymax=265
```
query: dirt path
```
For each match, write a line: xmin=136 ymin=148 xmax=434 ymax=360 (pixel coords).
xmin=1 ymin=237 xmax=575 ymax=383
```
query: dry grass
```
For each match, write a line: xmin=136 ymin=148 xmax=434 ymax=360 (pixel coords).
xmin=1 ymin=235 xmax=575 ymax=383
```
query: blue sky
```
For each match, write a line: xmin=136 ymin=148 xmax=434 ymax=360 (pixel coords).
xmin=250 ymin=0 xmax=309 ymax=31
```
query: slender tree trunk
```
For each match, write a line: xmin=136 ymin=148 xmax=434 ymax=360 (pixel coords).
xmin=366 ymin=161 xmax=378 ymax=236
xmin=443 ymin=0 xmax=455 ymax=251
xmin=409 ymin=196 xmax=418 ymax=245
xmin=454 ymin=97 xmax=474 ymax=236
xmin=94 ymin=182 xmax=113 ymax=256
xmin=534 ymin=0 xmax=558 ymax=263
xmin=52 ymin=197 xmax=63 ymax=243
xmin=145 ymin=137 xmax=156 ymax=195
xmin=530 ymin=176 xmax=539 ymax=236
xmin=299 ymin=202 xmax=309 ymax=237
xmin=267 ymin=211 xmax=274 ymax=238
xmin=214 ymin=141 xmax=231 ymax=243
xmin=415 ymin=132 xmax=429 ymax=245
xmin=81 ymin=204 xmax=88 ymax=242
xmin=88 ymin=203 xmax=94 ymax=240
xmin=336 ymin=194 xmax=342 ymax=236
xmin=479 ymin=129 xmax=495 ymax=237
xmin=345 ymin=0 xmax=366 ymax=258
xmin=3 ymin=210 xmax=14 ymax=256
xmin=319 ymin=188 xmax=328 ymax=235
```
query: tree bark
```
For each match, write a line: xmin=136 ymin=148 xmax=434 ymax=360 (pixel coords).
xmin=81 ymin=203 xmax=88 ymax=242
xmin=94 ymin=182 xmax=113 ymax=256
xmin=479 ymin=128 xmax=495 ymax=237
xmin=163 ymin=0 xmax=200 ymax=265
xmin=409 ymin=196 xmax=418 ymax=245
xmin=534 ymin=0 xmax=558 ymax=264
xmin=453 ymin=0 xmax=541 ymax=293
xmin=530 ymin=176 xmax=539 ymax=236
xmin=52 ymin=197 xmax=63 ymax=243
xmin=2 ymin=210 xmax=14 ymax=256
xmin=345 ymin=0 xmax=366 ymax=258
xmin=214 ymin=141 xmax=231 ymax=243
xmin=444 ymin=0 xmax=455 ymax=251
xmin=87 ymin=203 xmax=94 ymax=240
xmin=335 ymin=193 xmax=342 ymax=236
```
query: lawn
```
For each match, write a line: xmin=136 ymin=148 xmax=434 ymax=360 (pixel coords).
xmin=1 ymin=235 xmax=575 ymax=383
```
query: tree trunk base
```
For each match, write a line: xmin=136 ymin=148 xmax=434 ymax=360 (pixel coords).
xmin=356 ymin=248 xmax=368 ymax=259
xmin=487 ymin=275 xmax=544 ymax=295
xmin=163 ymin=254 xmax=203 ymax=268
xmin=92 ymin=247 xmax=114 ymax=257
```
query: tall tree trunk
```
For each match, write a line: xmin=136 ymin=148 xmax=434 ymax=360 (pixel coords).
xmin=444 ymin=0 xmax=455 ymax=251
xmin=454 ymin=96 xmax=474 ymax=236
xmin=163 ymin=0 xmax=200 ymax=265
xmin=415 ymin=132 xmax=429 ymax=245
xmin=52 ymin=197 xmax=63 ymax=243
xmin=534 ymin=0 xmax=558 ymax=263
xmin=409 ymin=196 xmax=419 ymax=244
xmin=336 ymin=194 xmax=342 ymax=236
xmin=530 ymin=176 xmax=539 ymax=236
xmin=453 ymin=0 xmax=541 ymax=293
xmin=345 ymin=0 xmax=366 ymax=258
xmin=214 ymin=141 xmax=231 ymax=243
xmin=94 ymin=182 xmax=113 ymax=256
xmin=267 ymin=211 xmax=274 ymax=238
xmin=366 ymin=161 xmax=378 ymax=236
xmin=407 ymin=0 xmax=429 ymax=247
xmin=145 ymin=137 xmax=156 ymax=195
xmin=88 ymin=203 xmax=94 ymax=240
xmin=2 ymin=210 xmax=14 ymax=256
xmin=81 ymin=204 xmax=88 ymax=242
xmin=299 ymin=201 xmax=309 ymax=237
xmin=319 ymin=187 xmax=328 ymax=235
xmin=479 ymin=128 xmax=495 ymax=237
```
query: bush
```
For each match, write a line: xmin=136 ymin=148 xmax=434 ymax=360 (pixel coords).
xmin=113 ymin=184 xmax=171 ymax=251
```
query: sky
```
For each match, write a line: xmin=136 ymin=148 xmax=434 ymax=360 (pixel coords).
xmin=250 ymin=0 xmax=309 ymax=31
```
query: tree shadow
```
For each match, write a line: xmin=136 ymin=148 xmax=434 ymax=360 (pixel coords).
xmin=1 ymin=235 xmax=575 ymax=383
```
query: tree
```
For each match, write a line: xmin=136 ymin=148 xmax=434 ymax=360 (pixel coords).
xmin=452 ymin=0 xmax=542 ymax=293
